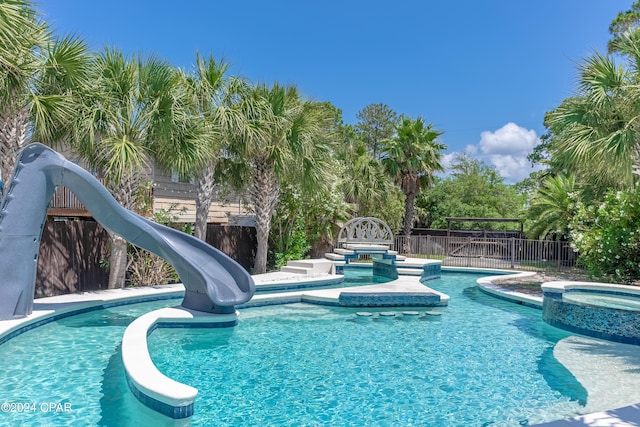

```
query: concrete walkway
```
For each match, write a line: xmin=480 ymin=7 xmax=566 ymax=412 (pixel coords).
xmin=248 ymin=272 xmax=448 ymax=307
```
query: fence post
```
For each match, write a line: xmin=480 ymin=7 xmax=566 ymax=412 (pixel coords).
xmin=557 ymin=240 xmax=561 ymax=271
xmin=426 ymin=234 xmax=431 ymax=259
xmin=510 ymin=237 xmax=515 ymax=269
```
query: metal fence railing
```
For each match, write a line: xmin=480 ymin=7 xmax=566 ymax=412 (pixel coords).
xmin=393 ymin=235 xmax=581 ymax=273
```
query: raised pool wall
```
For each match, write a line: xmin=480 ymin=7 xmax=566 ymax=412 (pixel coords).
xmin=542 ymin=282 xmax=640 ymax=346
xmin=372 ymin=259 xmax=399 ymax=279
xmin=371 ymin=259 xmax=441 ymax=281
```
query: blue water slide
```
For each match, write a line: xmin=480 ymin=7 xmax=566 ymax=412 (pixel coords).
xmin=0 ymin=143 xmax=255 ymax=319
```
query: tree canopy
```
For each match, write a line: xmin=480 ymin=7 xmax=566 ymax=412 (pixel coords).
xmin=417 ymin=154 xmax=526 ymax=231
xmin=355 ymin=103 xmax=398 ymax=160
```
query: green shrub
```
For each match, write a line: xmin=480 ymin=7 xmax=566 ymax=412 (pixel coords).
xmin=569 ymin=187 xmax=640 ymax=284
xmin=272 ymin=216 xmax=311 ymax=270
xmin=126 ymin=205 xmax=189 ymax=286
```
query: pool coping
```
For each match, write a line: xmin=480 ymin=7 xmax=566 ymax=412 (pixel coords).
xmin=542 ymin=280 xmax=640 ymax=296
xmin=0 ymin=284 xmax=187 ymax=345
xmin=474 ymin=270 xmax=543 ymax=309
xmin=122 ymin=306 xmax=238 ymax=419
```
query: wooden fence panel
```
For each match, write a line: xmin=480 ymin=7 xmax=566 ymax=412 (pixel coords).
xmin=206 ymin=224 xmax=256 ymax=272
xmin=37 ymin=219 xmax=110 ymax=297
xmin=35 ymin=221 xmax=256 ymax=298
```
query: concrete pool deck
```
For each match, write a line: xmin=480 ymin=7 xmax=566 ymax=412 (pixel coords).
xmin=249 ymin=274 xmax=449 ymax=307
xmin=2 ymin=269 xmax=640 ymax=425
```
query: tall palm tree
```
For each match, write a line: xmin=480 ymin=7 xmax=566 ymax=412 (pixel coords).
xmin=0 ymin=0 xmax=90 ymax=195
xmin=228 ymin=83 xmax=334 ymax=274
xmin=382 ymin=116 xmax=445 ymax=254
xmin=72 ymin=48 xmax=207 ymax=288
xmin=526 ymin=174 xmax=577 ymax=239
xmin=546 ymin=34 xmax=640 ymax=188
xmin=0 ymin=0 xmax=44 ymax=183
xmin=179 ymin=53 xmax=247 ymax=241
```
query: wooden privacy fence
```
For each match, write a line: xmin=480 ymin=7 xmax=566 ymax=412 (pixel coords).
xmin=35 ymin=219 xmax=257 ymax=298
xmin=394 ymin=235 xmax=579 ymax=272
xmin=205 ymin=224 xmax=256 ymax=271
xmin=37 ymin=219 xmax=111 ymax=297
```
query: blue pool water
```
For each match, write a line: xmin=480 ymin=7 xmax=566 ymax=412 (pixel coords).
xmin=148 ymin=273 xmax=585 ymax=426
xmin=0 ymin=272 xmax=586 ymax=426
xmin=563 ymin=292 xmax=640 ymax=311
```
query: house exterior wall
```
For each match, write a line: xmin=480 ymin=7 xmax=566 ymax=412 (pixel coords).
xmin=153 ymin=197 xmax=248 ymax=224
xmin=151 ymin=163 xmax=251 ymax=224
xmin=46 ymin=152 xmax=253 ymax=226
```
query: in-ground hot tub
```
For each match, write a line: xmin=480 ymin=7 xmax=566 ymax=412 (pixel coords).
xmin=542 ymin=281 xmax=640 ymax=345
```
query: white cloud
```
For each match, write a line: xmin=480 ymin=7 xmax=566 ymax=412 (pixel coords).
xmin=441 ymin=152 xmax=457 ymax=171
xmin=464 ymin=144 xmax=478 ymax=155
xmin=442 ymin=123 xmax=544 ymax=183
xmin=487 ymin=154 xmax=532 ymax=180
xmin=479 ymin=122 xmax=538 ymax=156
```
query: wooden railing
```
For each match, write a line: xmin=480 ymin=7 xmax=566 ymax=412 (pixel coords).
xmin=48 ymin=180 xmax=153 ymax=217
xmin=48 ymin=185 xmax=95 ymax=216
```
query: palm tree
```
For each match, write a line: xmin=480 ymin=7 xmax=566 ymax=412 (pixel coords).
xmin=227 ymin=83 xmax=334 ymax=274
xmin=0 ymin=0 xmax=90 ymax=195
xmin=178 ymin=53 xmax=247 ymax=241
xmin=336 ymin=137 xmax=405 ymax=229
xmin=382 ymin=116 xmax=445 ymax=254
xmin=72 ymin=48 xmax=207 ymax=288
xmin=526 ymin=175 xmax=577 ymax=239
xmin=0 ymin=0 xmax=45 ymax=177
xmin=546 ymin=34 xmax=640 ymax=188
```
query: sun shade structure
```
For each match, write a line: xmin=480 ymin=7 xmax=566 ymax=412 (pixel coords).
xmin=445 ymin=217 xmax=524 ymax=238
xmin=0 ymin=143 xmax=255 ymax=319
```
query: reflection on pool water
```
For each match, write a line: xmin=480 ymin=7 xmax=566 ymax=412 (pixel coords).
xmin=0 ymin=272 xmax=587 ymax=426
xmin=563 ymin=292 xmax=640 ymax=312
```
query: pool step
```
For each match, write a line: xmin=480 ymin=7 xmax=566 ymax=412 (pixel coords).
xmin=285 ymin=259 xmax=333 ymax=275
xmin=331 ymin=260 xmax=345 ymax=274
xmin=334 ymin=248 xmax=355 ymax=255
xmin=325 ymin=252 xmax=345 ymax=261
xmin=397 ymin=268 xmax=423 ymax=276
xmin=280 ymin=266 xmax=309 ymax=274
xmin=355 ymin=310 xmax=442 ymax=319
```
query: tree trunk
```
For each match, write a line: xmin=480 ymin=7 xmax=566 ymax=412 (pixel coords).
xmin=0 ymin=107 xmax=30 ymax=198
xmin=105 ymin=173 xmax=141 ymax=288
xmin=402 ymin=191 xmax=416 ymax=254
xmin=108 ymin=233 xmax=128 ymax=289
xmin=251 ymin=159 xmax=279 ymax=274
xmin=194 ymin=163 xmax=216 ymax=241
xmin=633 ymin=143 xmax=640 ymax=178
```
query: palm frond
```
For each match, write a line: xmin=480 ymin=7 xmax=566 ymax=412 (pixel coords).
xmin=98 ymin=134 xmax=148 ymax=185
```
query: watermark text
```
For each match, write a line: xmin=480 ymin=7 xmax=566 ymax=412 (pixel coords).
xmin=1 ymin=402 xmax=72 ymax=413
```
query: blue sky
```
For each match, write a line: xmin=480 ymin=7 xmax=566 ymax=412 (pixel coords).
xmin=37 ymin=0 xmax=629 ymax=182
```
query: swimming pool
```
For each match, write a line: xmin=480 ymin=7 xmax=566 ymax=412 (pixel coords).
xmin=0 ymin=272 xmax=586 ymax=426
